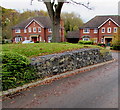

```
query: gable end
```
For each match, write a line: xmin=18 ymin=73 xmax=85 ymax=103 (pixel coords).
xmin=25 ymin=19 xmax=44 ymax=29
xmin=98 ymin=18 xmax=120 ymax=28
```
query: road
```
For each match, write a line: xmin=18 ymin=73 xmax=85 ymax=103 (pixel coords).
xmin=2 ymin=51 xmax=119 ymax=108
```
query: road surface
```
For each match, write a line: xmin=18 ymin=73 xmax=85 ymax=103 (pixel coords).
xmin=2 ymin=51 xmax=119 ymax=108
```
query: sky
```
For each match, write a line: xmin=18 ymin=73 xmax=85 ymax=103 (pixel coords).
xmin=1 ymin=0 xmax=119 ymax=22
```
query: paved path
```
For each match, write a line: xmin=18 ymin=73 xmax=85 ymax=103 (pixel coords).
xmin=2 ymin=52 xmax=119 ymax=108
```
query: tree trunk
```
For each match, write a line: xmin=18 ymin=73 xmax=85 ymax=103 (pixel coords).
xmin=51 ymin=18 xmax=60 ymax=42
xmin=44 ymin=1 xmax=64 ymax=42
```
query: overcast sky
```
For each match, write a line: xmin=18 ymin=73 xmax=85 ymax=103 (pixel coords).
xmin=1 ymin=0 xmax=119 ymax=22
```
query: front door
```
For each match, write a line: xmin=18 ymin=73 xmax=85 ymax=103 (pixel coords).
xmin=105 ymin=38 xmax=112 ymax=46
xmin=32 ymin=37 xmax=37 ymax=43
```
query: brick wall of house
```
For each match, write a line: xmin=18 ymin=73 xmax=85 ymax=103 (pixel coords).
xmin=98 ymin=20 xmax=118 ymax=43
xmin=12 ymin=21 xmax=47 ymax=42
xmin=12 ymin=20 xmax=65 ymax=43
xmin=80 ymin=19 xmax=118 ymax=44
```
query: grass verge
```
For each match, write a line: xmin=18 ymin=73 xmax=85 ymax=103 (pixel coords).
xmin=2 ymin=43 xmax=108 ymax=58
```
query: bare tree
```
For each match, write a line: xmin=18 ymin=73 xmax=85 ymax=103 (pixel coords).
xmin=31 ymin=0 xmax=91 ymax=42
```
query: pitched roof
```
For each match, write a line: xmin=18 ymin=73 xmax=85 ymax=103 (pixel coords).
xmin=80 ymin=15 xmax=120 ymax=28
xmin=66 ymin=30 xmax=80 ymax=38
xmin=12 ymin=16 xmax=52 ymax=29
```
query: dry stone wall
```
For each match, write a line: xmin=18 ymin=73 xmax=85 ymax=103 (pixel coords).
xmin=31 ymin=48 xmax=113 ymax=78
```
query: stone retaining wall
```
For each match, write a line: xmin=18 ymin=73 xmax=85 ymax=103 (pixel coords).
xmin=31 ymin=48 xmax=113 ymax=78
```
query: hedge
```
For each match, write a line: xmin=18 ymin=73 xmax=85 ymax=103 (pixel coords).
xmin=97 ymin=43 xmax=106 ymax=47
xmin=1 ymin=52 xmax=37 ymax=91
xmin=78 ymin=40 xmax=93 ymax=45
xmin=110 ymin=45 xmax=120 ymax=50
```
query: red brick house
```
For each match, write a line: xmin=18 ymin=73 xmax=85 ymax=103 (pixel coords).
xmin=80 ymin=15 xmax=120 ymax=45
xmin=12 ymin=16 xmax=65 ymax=43
xmin=66 ymin=15 xmax=120 ymax=45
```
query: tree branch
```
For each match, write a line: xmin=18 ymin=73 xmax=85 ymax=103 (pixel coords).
xmin=70 ymin=0 xmax=92 ymax=10
xmin=44 ymin=2 xmax=55 ymax=20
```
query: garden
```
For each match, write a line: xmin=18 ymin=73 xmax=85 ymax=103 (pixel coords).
xmin=1 ymin=42 xmax=109 ymax=91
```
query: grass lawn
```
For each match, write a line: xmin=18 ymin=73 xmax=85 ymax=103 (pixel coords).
xmin=2 ymin=43 xmax=107 ymax=58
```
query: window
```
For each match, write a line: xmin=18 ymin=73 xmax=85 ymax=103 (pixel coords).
xmin=24 ymin=37 xmax=27 ymax=40
xmin=101 ymin=27 xmax=105 ymax=33
xmin=114 ymin=27 xmax=117 ymax=33
xmin=24 ymin=29 xmax=27 ymax=33
xmin=101 ymin=38 xmax=104 ymax=43
xmin=33 ymin=27 xmax=36 ymax=32
xmin=15 ymin=37 xmax=22 ymax=42
xmin=83 ymin=38 xmax=90 ymax=41
xmin=39 ymin=37 xmax=42 ymax=41
xmin=83 ymin=28 xmax=90 ymax=33
xmin=107 ymin=27 xmax=111 ymax=33
xmin=38 ymin=27 xmax=41 ymax=32
xmin=93 ymin=38 xmax=97 ymax=43
xmin=28 ymin=27 xmax=31 ymax=32
xmin=15 ymin=29 xmax=21 ymax=33
xmin=94 ymin=28 xmax=98 ymax=33
xmin=48 ymin=28 xmax=52 ymax=32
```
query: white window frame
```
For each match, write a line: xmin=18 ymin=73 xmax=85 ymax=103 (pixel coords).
xmin=38 ymin=27 xmax=41 ymax=32
xmin=114 ymin=27 xmax=117 ymax=33
xmin=24 ymin=29 xmax=27 ymax=33
xmin=48 ymin=28 xmax=52 ymax=32
xmin=15 ymin=37 xmax=22 ymax=42
xmin=24 ymin=37 xmax=27 ymax=40
xmin=94 ymin=28 xmax=98 ymax=33
xmin=33 ymin=27 xmax=36 ymax=32
xmin=39 ymin=37 xmax=42 ymax=41
xmin=101 ymin=27 xmax=105 ymax=33
xmin=15 ymin=29 xmax=21 ymax=33
xmin=83 ymin=38 xmax=90 ymax=41
xmin=107 ymin=27 xmax=111 ymax=33
xmin=83 ymin=28 xmax=90 ymax=33
xmin=93 ymin=38 xmax=97 ymax=43
xmin=101 ymin=38 xmax=104 ymax=43
xmin=28 ymin=27 xmax=31 ymax=33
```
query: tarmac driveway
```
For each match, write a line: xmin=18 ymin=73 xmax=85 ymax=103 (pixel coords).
xmin=2 ymin=51 xmax=119 ymax=108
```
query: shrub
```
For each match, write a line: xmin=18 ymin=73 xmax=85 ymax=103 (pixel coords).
xmin=60 ymin=42 xmax=71 ymax=44
xmin=1 ymin=52 xmax=37 ymax=91
xmin=35 ymin=41 xmax=40 ymax=43
xmin=2 ymin=40 xmax=5 ymax=44
xmin=78 ymin=40 xmax=93 ymax=45
xmin=98 ymin=43 xmax=106 ymax=47
xmin=111 ymin=45 xmax=120 ymax=50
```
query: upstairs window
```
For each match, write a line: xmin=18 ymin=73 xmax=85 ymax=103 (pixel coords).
xmin=15 ymin=29 xmax=21 ymax=33
xmin=48 ymin=28 xmax=52 ymax=32
xmin=24 ymin=29 xmax=27 ymax=33
xmin=38 ymin=27 xmax=41 ymax=32
xmin=33 ymin=27 xmax=36 ymax=32
xmin=107 ymin=27 xmax=111 ymax=33
xmin=83 ymin=28 xmax=90 ymax=33
xmin=28 ymin=27 xmax=31 ymax=33
xmin=114 ymin=27 xmax=117 ymax=33
xmin=94 ymin=28 xmax=98 ymax=33
xmin=101 ymin=27 xmax=105 ymax=33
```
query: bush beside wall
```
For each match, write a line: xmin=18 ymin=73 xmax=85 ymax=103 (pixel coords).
xmin=1 ymin=52 xmax=37 ymax=91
